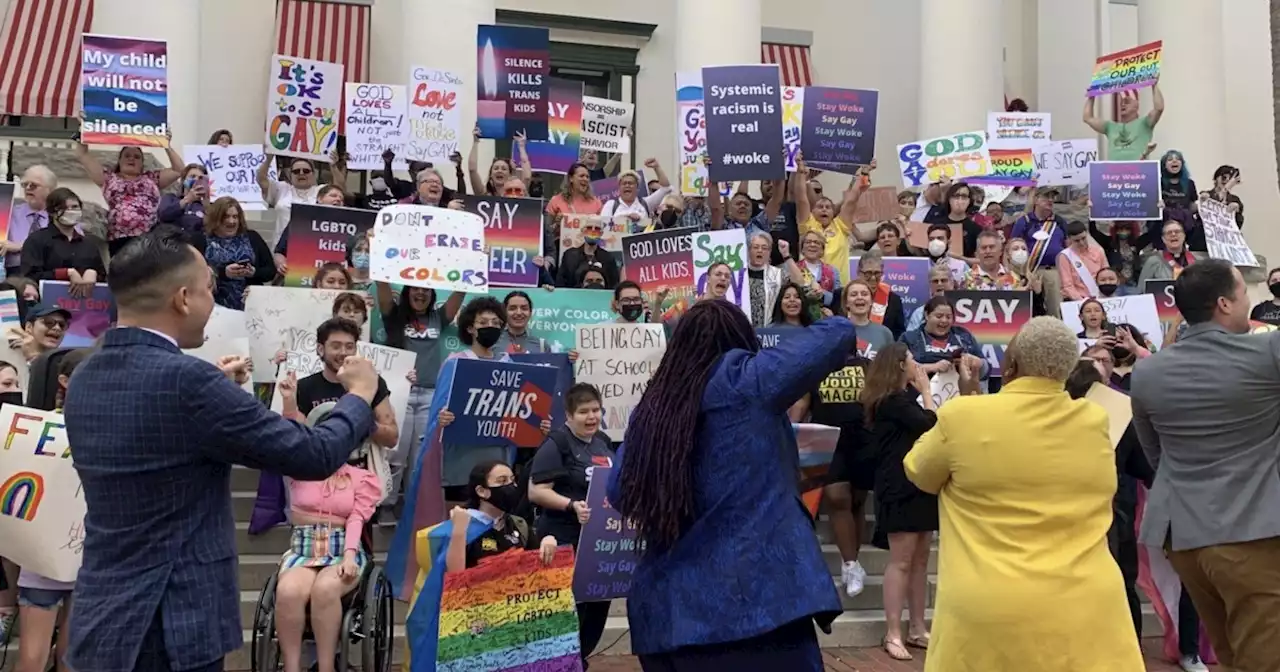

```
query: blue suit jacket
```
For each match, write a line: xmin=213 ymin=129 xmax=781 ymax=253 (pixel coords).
xmin=62 ymin=328 xmax=375 ymax=672
xmin=609 ymin=317 xmax=856 ymax=654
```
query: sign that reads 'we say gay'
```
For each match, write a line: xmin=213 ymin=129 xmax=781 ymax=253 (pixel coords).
xmin=370 ymin=204 xmax=489 ymax=293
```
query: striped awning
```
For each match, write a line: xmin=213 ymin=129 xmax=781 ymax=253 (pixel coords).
xmin=0 ymin=0 xmax=94 ymax=118
xmin=274 ymin=0 xmax=371 ymax=83
xmin=762 ymin=42 xmax=814 ymax=87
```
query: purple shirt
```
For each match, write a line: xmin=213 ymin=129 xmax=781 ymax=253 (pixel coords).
xmin=17 ymin=567 xmax=74 ymax=591
xmin=1010 ymin=211 xmax=1067 ymax=269
xmin=7 ymin=201 xmax=48 ymax=269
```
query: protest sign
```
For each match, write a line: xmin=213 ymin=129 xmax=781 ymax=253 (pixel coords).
xmin=702 ymin=65 xmax=785 ymax=183
xmin=370 ymin=204 xmax=488 ymax=293
xmin=1033 ymin=139 xmax=1099 ymax=187
xmin=897 ymin=132 xmax=991 ymax=188
xmin=183 ymin=144 xmax=277 ymax=210
xmin=457 ymin=196 xmax=544 ymax=287
xmin=986 ymin=112 xmax=1051 ymax=150
xmin=0 ymin=406 xmax=82 ymax=582
xmin=692 ymin=229 xmax=748 ymax=314
xmin=440 ymin=288 xmax=614 ymax=354
xmin=1201 ymin=199 xmax=1259 ymax=267
xmin=265 ymin=54 xmax=343 ymax=161
xmin=442 ymin=360 xmax=558 ymax=448
xmin=438 ymin=547 xmax=580 ymax=670
xmin=921 ymin=370 xmax=962 ymax=409
xmin=39 ymin=281 xmax=114 ymax=348
xmin=755 ymin=326 xmax=800 ymax=349
xmin=782 ymin=86 xmax=803 ymax=172
xmin=272 ymin=343 xmax=416 ymax=436
xmin=1143 ymin=279 xmax=1179 ymax=340
xmin=851 ymin=186 xmax=903 ymax=224
xmin=587 ymin=176 xmax=647 ymax=206
xmin=795 ymin=423 xmax=840 ymax=516
xmin=575 ymin=323 xmax=667 ymax=441
xmin=476 ymin=25 xmax=550 ymax=140
xmin=971 ymin=147 xmax=1039 ymax=187
xmin=851 ymin=256 xmax=932 ymax=315
xmin=510 ymin=352 xmax=570 ymax=428
xmin=574 ymin=467 xmax=641 ymax=602
xmin=405 ymin=67 xmax=463 ymax=164
xmin=0 ymin=290 xmax=26 ymax=398
xmin=80 ymin=35 xmax=168 ymax=147
xmin=1062 ymin=293 xmax=1162 ymax=351
xmin=948 ymin=290 xmax=1033 ymax=376
xmin=799 ymin=86 xmax=878 ymax=170
xmin=243 ymin=286 xmax=371 ymax=383
xmin=183 ymin=305 xmax=251 ymax=391
xmin=1088 ymin=41 xmax=1163 ymax=97
xmin=0 ymin=182 xmax=15 ymax=243
xmin=283 ymin=204 xmax=377 ymax=287
xmin=526 ymin=78 xmax=584 ymax=174
xmin=343 ymin=83 xmax=408 ymax=170
xmin=1086 ymin=383 xmax=1133 ymax=449
xmin=621 ymin=228 xmax=696 ymax=313
xmin=676 ymin=71 xmax=710 ymax=196
xmin=1089 ymin=161 xmax=1160 ymax=220
xmin=580 ymin=96 xmax=633 ymax=154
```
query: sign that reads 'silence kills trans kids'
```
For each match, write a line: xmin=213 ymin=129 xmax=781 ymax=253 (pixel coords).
xmin=701 ymin=65 xmax=785 ymax=183
xmin=369 ymin=204 xmax=488 ymax=293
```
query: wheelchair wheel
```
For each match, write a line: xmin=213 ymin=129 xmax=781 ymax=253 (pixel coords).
xmin=360 ymin=566 xmax=393 ymax=672
xmin=251 ymin=573 xmax=281 ymax=672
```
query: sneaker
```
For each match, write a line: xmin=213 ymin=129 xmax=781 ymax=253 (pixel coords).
xmin=1179 ymin=654 xmax=1209 ymax=672
xmin=0 ymin=608 xmax=15 ymax=644
xmin=842 ymin=560 xmax=866 ymax=597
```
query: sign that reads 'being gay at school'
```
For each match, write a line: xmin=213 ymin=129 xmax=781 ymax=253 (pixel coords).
xmin=442 ymin=359 xmax=558 ymax=449
xmin=80 ymin=34 xmax=169 ymax=147
xmin=370 ymin=204 xmax=488 ymax=293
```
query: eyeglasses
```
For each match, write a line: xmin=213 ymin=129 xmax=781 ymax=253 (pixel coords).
xmin=582 ymin=227 xmax=603 ymax=234
xmin=20 ymin=182 xmax=39 ymax=190
xmin=504 ymin=188 xmax=524 ymax=196
xmin=291 ymin=168 xmax=313 ymax=176
xmin=618 ymin=299 xmax=644 ymax=307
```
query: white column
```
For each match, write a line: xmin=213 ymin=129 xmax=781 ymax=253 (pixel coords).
xmin=405 ymin=0 xmax=495 ymax=191
xmin=1036 ymin=0 xmax=1101 ymax=139
xmin=675 ymin=0 xmax=761 ymax=70
xmin=918 ymin=0 xmax=1004 ymax=138
xmin=1138 ymin=0 xmax=1227 ymax=173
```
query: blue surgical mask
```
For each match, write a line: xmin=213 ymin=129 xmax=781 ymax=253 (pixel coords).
xmin=352 ymin=252 xmax=370 ymax=270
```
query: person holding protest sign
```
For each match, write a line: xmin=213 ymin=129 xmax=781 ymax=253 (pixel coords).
xmin=1201 ymin=164 xmax=1243 ymax=229
xmin=1057 ymin=221 xmax=1108 ymax=301
xmin=271 ymin=184 xmax=351 ymax=277
xmin=901 ymin=296 xmax=987 ymax=381
xmin=795 ymin=154 xmax=867 ymax=281
xmin=257 ymin=151 xmax=348 ymax=247
xmin=468 ymin=126 xmax=532 ymax=196
xmin=7 ymin=303 xmax=69 ymax=364
xmin=1083 ymin=82 xmax=1164 ymax=162
xmin=444 ymin=460 xmax=557 ymax=571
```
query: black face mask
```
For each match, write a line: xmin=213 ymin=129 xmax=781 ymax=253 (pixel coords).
xmin=475 ymin=326 xmax=502 ymax=348
xmin=660 ymin=210 xmax=679 ymax=228
xmin=1270 ymin=282 xmax=1280 ymax=298
xmin=620 ymin=304 xmax=644 ymax=321
xmin=484 ymin=483 xmax=521 ymax=513
xmin=1098 ymin=283 xmax=1118 ymax=297
xmin=0 ymin=391 xmax=21 ymax=408
xmin=584 ymin=281 xmax=605 ymax=289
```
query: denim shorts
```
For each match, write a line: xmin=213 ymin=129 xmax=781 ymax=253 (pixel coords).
xmin=18 ymin=586 xmax=71 ymax=609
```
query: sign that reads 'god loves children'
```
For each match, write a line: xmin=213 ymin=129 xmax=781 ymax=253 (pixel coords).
xmin=370 ymin=204 xmax=488 ymax=293
xmin=701 ymin=65 xmax=785 ymax=183
xmin=343 ymin=83 xmax=408 ymax=171
xmin=0 ymin=405 xmax=84 ymax=582
xmin=897 ymin=131 xmax=991 ymax=188
xmin=443 ymin=359 xmax=558 ymax=449
xmin=265 ymin=54 xmax=343 ymax=161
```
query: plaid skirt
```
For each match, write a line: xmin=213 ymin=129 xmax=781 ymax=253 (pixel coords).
xmin=279 ymin=524 xmax=370 ymax=573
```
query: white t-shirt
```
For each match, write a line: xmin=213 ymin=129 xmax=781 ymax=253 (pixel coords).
xmin=266 ymin=180 xmax=323 ymax=246
xmin=602 ymin=186 xmax=671 ymax=223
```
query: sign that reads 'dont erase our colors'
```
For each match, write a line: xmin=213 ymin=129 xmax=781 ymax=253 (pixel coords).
xmin=80 ymin=34 xmax=169 ymax=147
xmin=897 ymin=132 xmax=991 ymax=188
xmin=701 ymin=65 xmax=785 ymax=183
xmin=370 ymin=204 xmax=489 ymax=293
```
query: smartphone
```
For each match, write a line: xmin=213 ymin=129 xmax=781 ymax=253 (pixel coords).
xmin=235 ymin=259 xmax=252 ymax=267
xmin=195 ymin=175 xmax=208 ymax=190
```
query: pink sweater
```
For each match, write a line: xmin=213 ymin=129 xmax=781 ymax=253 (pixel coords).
xmin=288 ymin=464 xmax=381 ymax=552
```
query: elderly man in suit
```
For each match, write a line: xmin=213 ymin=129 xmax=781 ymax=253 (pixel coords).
xmin=1130 ymin=258 xmax=1280 ymax=672
xmin=62 ymin=228 xmax=383 ymax=672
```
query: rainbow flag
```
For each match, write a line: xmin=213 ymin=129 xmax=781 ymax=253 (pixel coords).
xmin=525 ymin=78 xmax=584 ymax=174
xmin=795 ymin=423 xmax=840 ymax=517
xmin=971 ymin=148 xmax=1036 ymax=187
xmin=1087 ymin=41 xmax=1162 ymax=98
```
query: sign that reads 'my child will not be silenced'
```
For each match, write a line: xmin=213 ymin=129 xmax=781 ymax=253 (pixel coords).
xmin=702 ymin=65 xmax=785 ymax=183
xmin=81 ymin=34 xmax=169 ymax=147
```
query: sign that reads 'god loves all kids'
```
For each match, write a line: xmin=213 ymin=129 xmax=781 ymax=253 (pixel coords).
xmin=265 ymin=54 xmax=343 ymax=161
xmin=0 ymin=405 xmax=84 ymax=582
xmin=442 ymin=359 xmax=558 ymax=449
xmin=799 ymin=86 xmax=879 ymax=170
xmin=897 ymin=131 xmax=991 ymax=188
xmin=283 ymin=204 xmax=377 ymax=287
xmin=80 ymin=34 xmax=169 ymax=147
xmin=1087 ymin=41 xmax=1163 ymax=98
xmin=621 ymin=227 xmax=696 ymax=313
xmin=946 ymin=291 xmax=1033 ymax=376
xmin=701 ymin=65 xmax=785 ymax=183
xmin=343 ymin=83 xmax=408 ymax=171
xmin=526 ymin=78 xmax=584 ymax=174
xmin=1089 ymin=161 xmax=1161 ymax=221
xmin=458 ymin=195 xmax=544 ymax=287
xmin=475 ymin=25 xmax=551 ymax=140
xmin=183 ymin=144 xmax=277 ymax=210
xmin=406 ymin=67 xmax=463 ymax=164
xmin=370 ymin=204 xmax=488 ymax=293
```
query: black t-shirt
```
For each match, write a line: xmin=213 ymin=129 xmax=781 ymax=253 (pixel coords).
xmin=923 ymin=211 xmax=981 ymax=258
xmin=295 ymin=370 xmax=390 ymax=418
xmin=1252 ymin=301 xmax=1280 ymax=326
xmin=529 ymin=428 xmax=615 ymax=545
xmin=769 ymin=202 xmax=799 ymax=265
xmin=809 ymin=356 xmax=866 ymax=428
xmin=464 ymin=514 xmax=533 ymax=568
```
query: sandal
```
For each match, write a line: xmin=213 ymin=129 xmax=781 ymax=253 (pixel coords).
xmin=906 ymin=633 xmax=931 ymax=650
xmin=882 ymin=637 xmax=913 ymax=661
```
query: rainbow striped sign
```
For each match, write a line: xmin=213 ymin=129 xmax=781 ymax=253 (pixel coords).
xmin=948 ymin=290 xmax=1034 ymax=377
xmin=437 ymin=546 xmax=582 ymax=671
xmin=0 ymin=404 xmax=83 ymax=581
xmin=971 ymin=147 xmax=1037 ymax=187
xmin=1087 ymin=41 xmax=1162 ymax=98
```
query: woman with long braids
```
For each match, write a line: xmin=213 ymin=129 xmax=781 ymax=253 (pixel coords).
xmin=607 ymin=300 xmax=856 ymax=669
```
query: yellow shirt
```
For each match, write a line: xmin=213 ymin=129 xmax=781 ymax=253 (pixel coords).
xmin=799 ymin=215 xmax=852 ymax=282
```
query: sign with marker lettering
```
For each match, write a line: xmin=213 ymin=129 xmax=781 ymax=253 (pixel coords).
xmin=343 ymin=83 xmax=408 ymax=171
xmin=243 ymin=286 xmax=371 ymax=383
xmin=283 ymin=204 xmax=377 ymax=287
xmin=1089 ymin=160 xmax=1160 ymax=220
xmin=1032 ymin=139 xmax=1098 ymax=187
xmin=80 ymin=34 xmax=168 ymax=147
xmin=39 ymin=281 xmax=115 ymax=348
xmin=800 ymin=86 xmax=879 ymax=171
xmin=406 ymin=67 xmax=463 ymax=164
xmin=897 ymin=131 xmax=991 ymax=188
xmin=442 ymin=359 xmax=558 ymax=448
xmin=579 ymin=96 xmax=633 ymax=154
xmin=986 ymin=112 xmax=1051 ymax=150
xmin=573 ymin=467 xmax=642 ymax=602
xmin=692 ymin=229 xmax=748 ymax=314
xmin=701 ymin=64 xmax=785 ymax=182
xmin=1088 ymin=41 xmax=1162 ymax=98
xmin=475 ymin=25 xmax=551 ymax=140
xmin=946 ymin=290 xmax=1033 ymax=376
xmin=781 ymin=86 xmax=803 ymax=172
xmin=457 ymin=196 xmax=543 ymax=287
xmin=620 ymin=228 xmax=696 ymax=314
xmin=265 ymin=54 xmax=343 ymax=161
xmin=271 ymin=343 xmax=417 ymax=439
xmin=574 ymin=323 xmax=667 ymax=442
xmin=0 ymin=405 xmax=83 ymax=582
xmin=1061 ymin=293 xmax=1162 ymax=352
xmin=183 ymin=144 xmax=278 ymax=210
xmin=526 ymin=78 xmax=584 ymax=174
xmin=370 ymin=204 xmax=489 ymax=293
xmin=1201 ymin=198 xmax=1259 ymax=268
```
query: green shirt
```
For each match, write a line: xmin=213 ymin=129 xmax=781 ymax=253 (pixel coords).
xmin=1104 ymin=117 xmax=1154 ymax=161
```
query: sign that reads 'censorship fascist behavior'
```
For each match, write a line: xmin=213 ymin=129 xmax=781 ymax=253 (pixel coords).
xmin=701 ymin=65 xmax=785 ymax=183
xmin=579 ymin=96 xmax=633 ymax=154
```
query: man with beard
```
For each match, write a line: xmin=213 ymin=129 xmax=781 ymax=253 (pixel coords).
xmin=1083 ymin=80 xmax=1165 ymax=161
xmin=285 ymin=317 xmax=399 ymax=449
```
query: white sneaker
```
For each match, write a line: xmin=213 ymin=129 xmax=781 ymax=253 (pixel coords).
xmin=1179 ymin=654 xmax=1209 ymax=672
xmin=842 ymin=560 xmax=866 ymax=597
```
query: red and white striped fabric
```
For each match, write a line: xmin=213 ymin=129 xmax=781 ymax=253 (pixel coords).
xmin=0 ymin=0 xmax=94 ymax=118
xmin=274 ymin=0 xmax=370 ymax=83
xmin=761 ymin=42 xmax=814 ymax=87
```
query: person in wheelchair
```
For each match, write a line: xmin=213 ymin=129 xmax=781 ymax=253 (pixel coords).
xmin=444 ymin=460 xmax=558 ymax=572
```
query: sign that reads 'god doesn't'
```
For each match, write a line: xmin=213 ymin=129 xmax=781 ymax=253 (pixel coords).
xmin=370 ymin=204 xmax=488 ymax=293
xmin=897 ymin=131 xmax=991 ymax=188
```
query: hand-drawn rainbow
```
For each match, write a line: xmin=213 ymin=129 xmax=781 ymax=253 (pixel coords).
xmin=0 ymin=471 xmax=44 ymax=521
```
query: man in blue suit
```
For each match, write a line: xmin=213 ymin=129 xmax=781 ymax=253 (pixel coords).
xmin=62 ymin=228 xmax=382 ymax=672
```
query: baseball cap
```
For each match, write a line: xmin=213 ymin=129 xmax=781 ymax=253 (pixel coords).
xmin=25 ymin=302 xmax=70 ymax=324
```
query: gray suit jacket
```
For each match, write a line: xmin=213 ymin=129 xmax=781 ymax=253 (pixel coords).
xmin=1130 ymin=322 xmax=1280 ymax=551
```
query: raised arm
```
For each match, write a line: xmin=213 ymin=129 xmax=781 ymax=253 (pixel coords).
xmin=73 ymin=139 xmax=106 ymax=188
xmin=157 ymin=138 xmax=185 ymax=188
xmin=257 ymin=154 xmax=275 ymax=201
xmin=640 ymin=159 xmax=672 ymax=212
xmin=794 ymin=155 xmax=813 ymax=226
xmin=1146 ymin=80 xmax=1165 ymax=127
xmin=468 ymin=126 xmax=486 ymax=195
xmin=1082 ymin=96 xmax=1108 ymax=134
xmin=514 ymin=132 xmax=533 ymax=185
xmin=728 ymin=316 xmax=856 ymax=412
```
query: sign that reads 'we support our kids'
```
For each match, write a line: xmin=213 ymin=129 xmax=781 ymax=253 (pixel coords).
xmin=475 ymin=25 xmax=551 ymax=140
xmin=458 ymin=195 xmax=544 ymax=287
xmin=183 ymin=144 xmax=277 ymax=209
xmin=0 ymin=405 xmax=84 ymax=582
xmin=80 ymin=34 xmax=168 ymax=147
xmin=1089 ymin=161 xmax=1161 ymax=221
xmin=526 ymin=78 xmax=584 ymax=174
xmin=701 ymin=65 xmax=785 ymax=183
xmin=575 ymin=323 xmax=667 ymax=442
xmin=443 ymin=359 xmax=558 ymax=449
xmin=265 ymin=54 xmax=343 ymax=161
xmin=343 ymin=84 xmax=408 ymax=171
xmin=947 ymin=291 xmax=1033 ymax=376
xmin=370 ymin=204 xmax=488 ymax=293
xmin=897 ymin=132 xmax=991 ymax=188
xmin=283 ymin=204 xmax=377 ymax=287
xmin=406 ymin=67 xmax=463 ymax=165
xmin=799 ymin=86 xmax=879 ymax=171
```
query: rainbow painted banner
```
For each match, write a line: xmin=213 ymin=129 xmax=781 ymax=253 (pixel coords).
xmin=970 ymin=147 xmax=1037 ymax=187
xmin=457 ymin=195 xmax=545 ymax=287
xmin=437 ymin=546 xmax=582 ymax=672
xmin=81 ymin=34 xmax=169 ymax=147
xmin=0 ymin=405 xmax=83 ymax=582
xmin=1087 ymin=41 xmax=1162 ymax=98
xmin=947 ymin=290 xmax=1033 ymax=377
xmin=525 ymin=78 xmax=583 ymax=174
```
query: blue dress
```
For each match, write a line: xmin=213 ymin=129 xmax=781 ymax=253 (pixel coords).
xmin=608 ymin=317 xmax=856 ymax=656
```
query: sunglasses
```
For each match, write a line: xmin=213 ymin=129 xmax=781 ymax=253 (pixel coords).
xmin=38 ymin=317 xmax=67 ymax=330
xmin=291 ymin=168 xmax=313 ymax=176
xmin=503 ymin=188 xmax=524 ymax=196
xmin=20 ymin=182 xmax=39 ymax=190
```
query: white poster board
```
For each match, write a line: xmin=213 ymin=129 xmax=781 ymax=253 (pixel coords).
xmin=264 ymin=54 xmax=343 ymax=162
xmin=370 ymin=204 xmax=489 ymax=293
xmin=1032 ymin=139 xmax=1099 ymax=187
xmin=182 ymin=144 xmax=278 ymax=210
xmin=574 ymin=323 xmax=667 ymax=442
xmin=343 ymin=83 xmax=408 ymax=170
xmin=271 ymin=343 xmax=417 ymax=440
xmin=243 ymin=286 xmax=371 ymax=383
xmin=405 ymin=67 xmax=463 ymax=165
xmin=1062 ymin=294 xmax=1162 ymax=351
xmin=579 ymin=96 xmax=633 ymax=154
xmin=987 ymin=112 xmax=1052 ymax=150
xmin=1086 ymin=382 xmax=1132 ymax=449
xmin=183 ymin=305 xmax=251 ymax=391
xmin=0 ymin=405 xmax=83 ymax=581
xmin=919 ymin=370 xmax=961 ymax=409
xmin=1201 ymin=198 xmax=1258 ymax=268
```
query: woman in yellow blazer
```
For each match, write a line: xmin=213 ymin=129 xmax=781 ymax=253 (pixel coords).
xmin=903 ymin=317 xmax=1145 ymax=671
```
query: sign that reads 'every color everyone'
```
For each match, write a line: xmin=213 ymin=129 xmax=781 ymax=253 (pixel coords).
xmin=701 ymin=65 xmax=785 ymax=183
xmin=265 ymin=54 xmax=343 ymax=161
xmin=897 ymin=132 xmax=991 ymax=188
xmin=80 ymin=34 xmax=169 ymax=147
xmin=370 ymin=204 xmax=488 ymax=293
